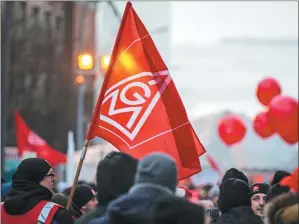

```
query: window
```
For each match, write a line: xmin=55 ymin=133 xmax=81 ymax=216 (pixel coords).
xmin=55 ymin=16 xmax=63 ymax=44
xmin=31 ymin=6 xmax=40 ymax=39
xmin=55 ymin=16 xmax=61 ymax=31
xmin=20 ymin=2 xmax=27 ymax=35
xmin=45 ymin=11 xmax=52 ymax=42
xmin=32 ymin=6 xmax=40 ymax=24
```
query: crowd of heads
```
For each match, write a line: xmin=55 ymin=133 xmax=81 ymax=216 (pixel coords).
xmin=1 ymin=152 xmax=298 ymax=224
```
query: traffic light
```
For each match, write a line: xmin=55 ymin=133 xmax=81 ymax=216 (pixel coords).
xmin=100 ymin=54 xmax=111 ymax=72
xmin=77 ymin=53 xmax=94 ymax=70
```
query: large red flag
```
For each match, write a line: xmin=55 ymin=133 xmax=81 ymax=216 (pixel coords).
xmin=15 ymin=111 xmax=67 ymax=167
xmin=87 ymin=2 xmax=206 ymax=179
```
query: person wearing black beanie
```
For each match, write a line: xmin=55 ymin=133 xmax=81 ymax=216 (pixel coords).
xmin=1 ymin=158 xmax=74 ymax=224
xmin=215 ymin=178 xmax=263 ymax=224
xmin=249 ymin=183 xmax=270 ymax=218
xmin=75 ymin=152 xmax=138 ymax=224
xmin=73 ymin=185 xmax=97 ymax=216
xmin=222 ymin=168 xmax=249 ymax=184
xmin=271 ymin=170 xmax=291 ymax=186
xmin=266 ymin=183 xmax=290 ymax=203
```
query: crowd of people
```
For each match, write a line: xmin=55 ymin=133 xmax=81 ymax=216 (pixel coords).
xmin=1 ymin=151 xmax=298 ymax=224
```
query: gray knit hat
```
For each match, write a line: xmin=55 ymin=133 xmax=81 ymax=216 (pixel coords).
xmin=135 ymin=152 xmax=178 ymax=193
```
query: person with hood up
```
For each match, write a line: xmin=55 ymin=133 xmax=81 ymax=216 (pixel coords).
xmin=265 ymin=192 xmax=299 ymax=224
xmin=271 ymin=170 xmax=291 ymax=186
xmin=215 ymin=178 xmax=263 ymax=224
xmin=75 ymin=152 xmax=138 ymax=224
xmin=265 ymin=182 xmax=290 ymax=203
xmin=90 ymin=152 xmax=205 ymax=224
xmin=1 ymin=158 xmax=74 ymax=224
xmin=222 ymin=168 xmax=249 ymax=184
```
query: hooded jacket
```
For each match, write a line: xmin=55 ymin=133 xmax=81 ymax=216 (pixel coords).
xmin=89 ymin=153 xmax=205 ymax=224
xmin=215 ymin=178 xmax=263 ymax=224
xmin=265 ymin=192 xmax=299 ymax=224
xmin=2 ymin=158 xmax=74 ymax=224
xmin=75 ymin=152 xmax=138 ymax=224
xmin=90 ymin=185 xmax=204 ymax=224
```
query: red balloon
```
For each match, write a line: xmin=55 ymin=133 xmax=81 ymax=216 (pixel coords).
xmin=268 ymin=95 xmax=298 ymax=144
xmin=256 ymin=77 xmax=281 ymax=106
xmin=280 ymin=133 xmax=298 ymax=145
xmin=253 ymin=111 xmax=274 ymax=138
xmin=218 ymin=115 xmax=247 ymax=146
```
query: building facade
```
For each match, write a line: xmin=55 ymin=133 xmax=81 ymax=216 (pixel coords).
xmin=1 ymin=1 xmax=96 ymax=180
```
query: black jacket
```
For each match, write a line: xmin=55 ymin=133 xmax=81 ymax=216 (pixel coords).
xmin=75 ymin=205 xmax=106 ymax=224
xmin=3 ymin=180 xmax=74 ymax=224
xmin=90 ymin=185 xmax=205 ymax=224
xmin=214 ymin=206 xmax=263 ymax=224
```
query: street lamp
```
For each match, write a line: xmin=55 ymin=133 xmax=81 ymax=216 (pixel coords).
xmin=100 ymin=52 xmax=136 ymax=74
xmin=100 ymin=54 xmax=111 ymax=72
xmin=76 ymin=52 xmax=94 ymax=150
xmin=77 ymin=53 xmax=94 ymax=70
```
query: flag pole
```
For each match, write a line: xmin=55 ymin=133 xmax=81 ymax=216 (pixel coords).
xmin=66 ymin=2 xmax=132 ymax=211
xmin=66 ymin=139 xmax=89 ymax=210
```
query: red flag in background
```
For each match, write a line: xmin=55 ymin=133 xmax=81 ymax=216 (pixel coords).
xmin=87 ymin=2 xmax=206 ymax=179
xmin=15 ymin=111 xmax=67 ymax=167
xmin=206 ymin=154 xmax=221 ymax=174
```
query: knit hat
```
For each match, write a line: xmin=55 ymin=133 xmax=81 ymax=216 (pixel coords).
xmin=249 ymin=183 xmax=270 ymax=198
xmin=12 ymin=158 xmax=51 ymax=184
xmin=135 ymin=152 xmax=178 ymax=193
xmin=271 ymin=170 xmax=291 ymax=186
xmin=222 ymin=168 xmax=248 ymax=184
xmin=218 ymin=178 xmax=251 ymax=214
xmin=88 ymin=182 xmax=97 ymax=192
xmin=73 ymin=185 xmax=96 ymax=209
xmin=266 ymin=183 xmax=290 ymax=203
xmin=96 ymin=152 xmax=138 ymax=205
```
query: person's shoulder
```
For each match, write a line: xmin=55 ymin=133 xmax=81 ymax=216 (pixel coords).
xmin=53 ymin=207 xmax=75 ymax=224
xmin=88 ymin=215 xmax=109 ymax=224
xmin=156 ymin=194 xmax=205 ymax=215
xmin=244 ymin=215 xmax=263 ymax=224
xmin=75 ymin=207 xmax=106 ymax=224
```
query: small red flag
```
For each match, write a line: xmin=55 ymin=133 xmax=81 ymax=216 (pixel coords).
xmin=206 ymin=154 xmax=221 ymax=174
xmin=280 ymin=167 xmax=298 ymax=192
xmin=87 ymin=2 xmax=205 ymax=179
xmin=15 ymin=111 xmax=67 ymax=167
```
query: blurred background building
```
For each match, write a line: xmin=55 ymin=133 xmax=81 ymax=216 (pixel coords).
xmin=1 ymin=1 xmax=97 ymax=180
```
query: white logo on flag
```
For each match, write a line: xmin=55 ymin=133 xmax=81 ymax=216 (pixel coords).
xmin=100 ymin=70 xmax=171 ymax=141
xmin=28 ymin=131 xmax=46 ymax=146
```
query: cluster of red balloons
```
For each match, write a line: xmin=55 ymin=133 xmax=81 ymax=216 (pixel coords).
xmin=217 ymin=77 xmax=298 ymax=147
xmin=254 ymin=77 xmax=298 ymax=145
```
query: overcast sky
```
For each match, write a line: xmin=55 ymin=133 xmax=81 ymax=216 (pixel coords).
xmin=169 ymin=1 xmax=298 ymax=118
xmin=97 ymin=1 xmax=298 ymax=118
xmin=171 ymin=1 xmax=298 ymax=45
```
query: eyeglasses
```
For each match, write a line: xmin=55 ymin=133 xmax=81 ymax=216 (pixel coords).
xmin=45 ymin=173 xmax=55 ymax=178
